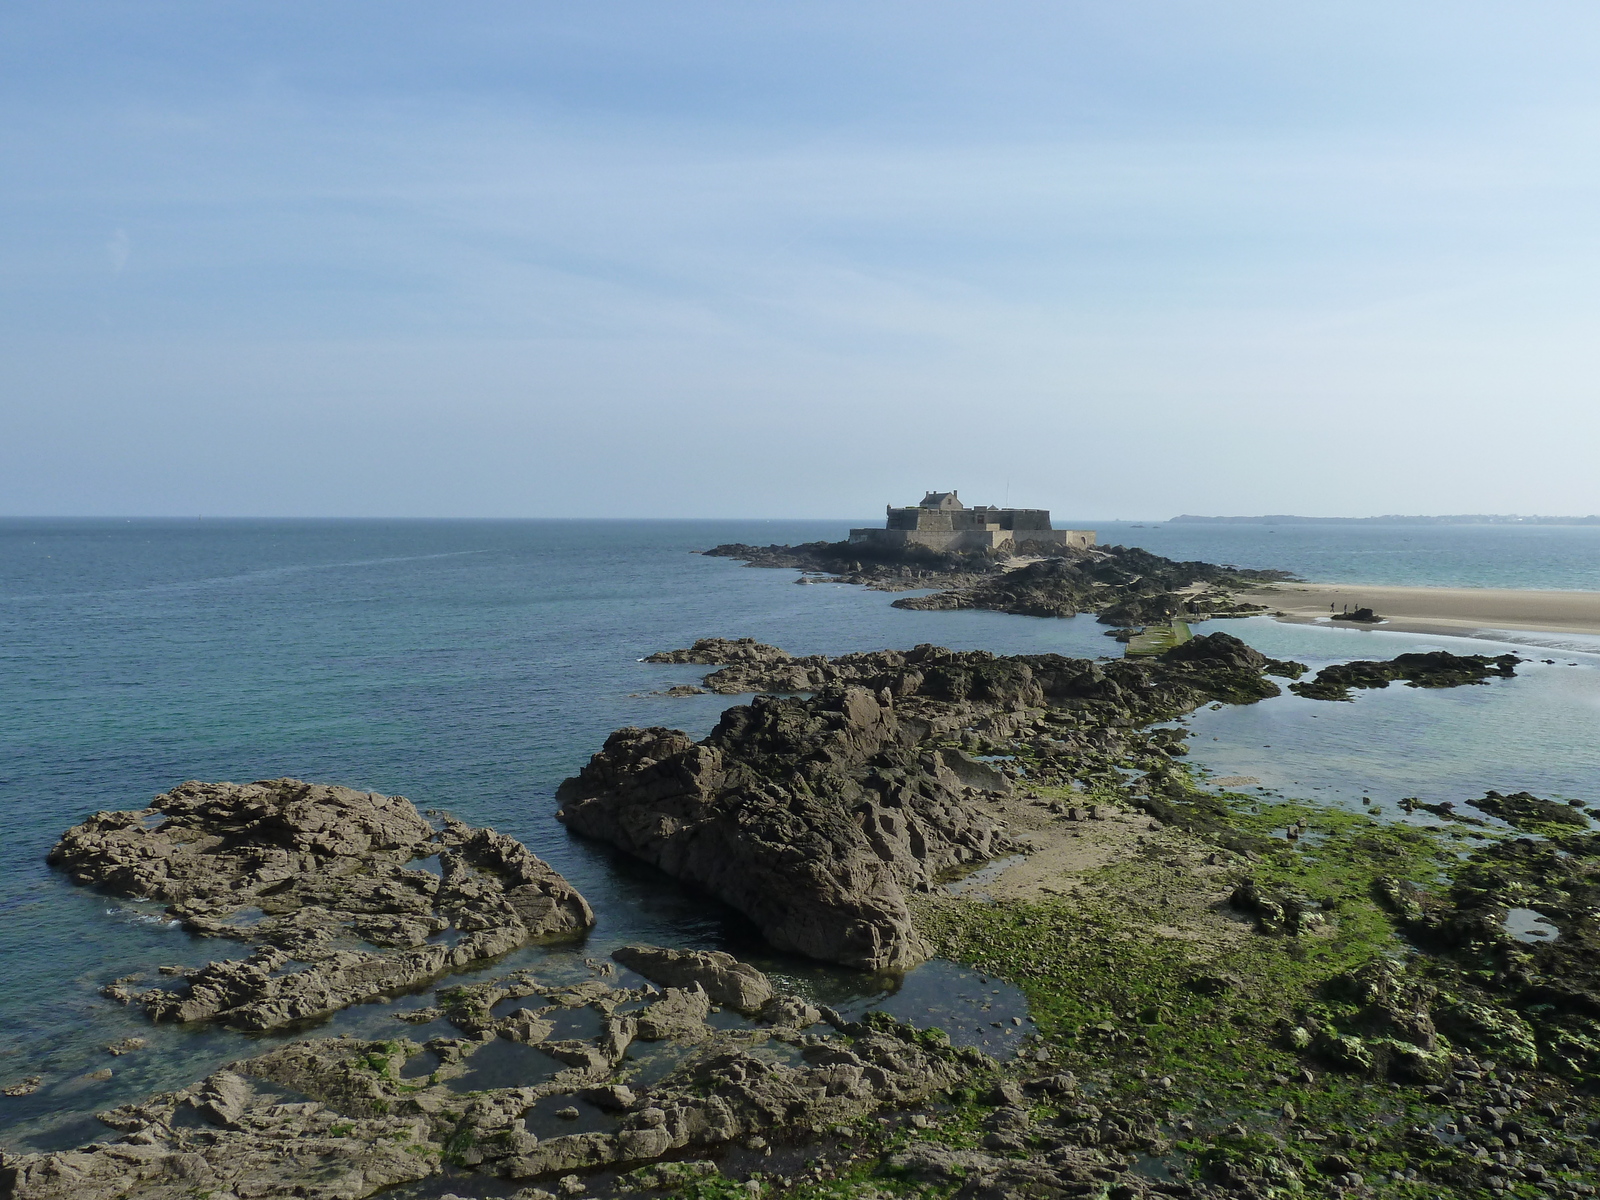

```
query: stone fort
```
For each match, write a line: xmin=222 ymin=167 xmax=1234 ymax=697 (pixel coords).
xmin=848 ymin=491 xmax=1096 ymax=553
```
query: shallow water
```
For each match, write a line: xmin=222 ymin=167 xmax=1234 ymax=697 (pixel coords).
xmin=2 ymin=518 xmax=1597 ymax=1151
xmin=1504 ymin=907 xmax=1560 ymax=943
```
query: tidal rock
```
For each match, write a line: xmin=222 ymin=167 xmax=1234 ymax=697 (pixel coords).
xmin=1470 ymin=789 xmax=1589 ymax=831
xmin=644 ymin=638 xmax=791 ymax=666
xmin=611 ymin=946 xmax=774 ymax=1011
xmin=558 ymin=685 xmax=1015 ymax=970
xmin=1290 ymin=651 xmax=1521 ymax=702
xmin=759 ymin=994 xmax=823 ymax=1029
xmin=633 ymin=986 xmax=713 ymax=1041
xmin=569 ymin=637 xmax=1300 ymax=969
xmin=49 ymin=779 xmax=593 ymax=1029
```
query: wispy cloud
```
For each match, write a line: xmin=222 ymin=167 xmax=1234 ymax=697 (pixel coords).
xmin=2 ymin=2 xmax=1600 ymax=516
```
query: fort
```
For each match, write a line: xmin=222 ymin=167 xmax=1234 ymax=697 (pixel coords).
xmin=848 ymin=491 xmax=1096 ymax=553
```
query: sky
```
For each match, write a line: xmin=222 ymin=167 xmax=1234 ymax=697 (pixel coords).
xmin=3 ymin=2 xmax=1600 ymax=519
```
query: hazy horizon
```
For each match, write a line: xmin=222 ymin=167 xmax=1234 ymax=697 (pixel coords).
xmin=5 ymin=3 xmax=1600 ymax=519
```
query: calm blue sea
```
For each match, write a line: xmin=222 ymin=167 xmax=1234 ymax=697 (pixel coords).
xmin=2 ymin=518 xmax=1598 ymax=1151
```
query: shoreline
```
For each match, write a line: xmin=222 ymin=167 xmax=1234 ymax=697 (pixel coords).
xmin=1241 ymin=580 xmax=1600 ymax=640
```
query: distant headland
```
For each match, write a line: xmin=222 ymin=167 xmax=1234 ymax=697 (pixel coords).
xmin=1171 ymin=513 xmax=1600 ymax=525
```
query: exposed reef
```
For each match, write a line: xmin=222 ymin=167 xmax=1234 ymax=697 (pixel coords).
xmin=2 ymin=953 xmax=985 ymax=1200
xmin=11 ymin=675 xmax=1600 ymax=1197
xmin=1289 ymin=650 xmax=1522 ymax=702
xmin=561 ymin=636 xmax=1306 ymax=971
xmin=48 ymin=779 xmax=594 ymax=1030
xmin=706 ymin=539 xmax=1291 ymax=624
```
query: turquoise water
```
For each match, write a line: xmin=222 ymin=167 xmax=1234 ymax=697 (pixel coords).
xmin=2 ymin=518 xmax=1597 ymax=1150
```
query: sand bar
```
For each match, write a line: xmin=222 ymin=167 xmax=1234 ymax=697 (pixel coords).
xmin=1240 ymin=581 xmax=1600 ymax=639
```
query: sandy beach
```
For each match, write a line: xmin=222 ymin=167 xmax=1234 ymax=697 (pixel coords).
xmin=1241 ymin=581 xmax=1600 ymax=639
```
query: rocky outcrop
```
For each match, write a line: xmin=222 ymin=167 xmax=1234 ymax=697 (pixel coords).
xmin=704 ymin=540 xmax=998 ymax=592
xmin=611 ymin=946 xmax=774 ymax=1011
xmin=49 ymin=779 xmax=593 ymax=1029
xmin=889 ymin=545 xmax=1285 ymax=622
xmin=565 ymin=636 xmax=1302 ymax=970
xmin=558 ymin=685 xmax=1013 ymax=971
xmin=1289 ymin=650 xmax=1521 ymax=701
xmin=706 ymin=539 xmax=1291 ymax=620
xmin=651 ymin=634 xmax=1304 ymax=722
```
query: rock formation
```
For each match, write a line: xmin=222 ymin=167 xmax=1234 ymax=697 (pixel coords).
xmin=1289 ymin=650 xmax=1521 ymax=701
xmin=561 ymin=636 xmax=1303 ymax=971
xmin=48 ymin=779 xmax=594 ymax=1029
xmin=704 ymin=538 xmax=1289 ymax=623
xmin=611 ymin=945 xmax=775 ymax=1011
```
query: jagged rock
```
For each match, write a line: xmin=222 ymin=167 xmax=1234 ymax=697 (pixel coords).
xmin=1434 ymin=994 xmax=1540 ymax=1067
xmin=3 ymin=956 xmax=992 ymax=1200
xmin=567 ymin=637 xmax=1298 ymax=970
xmin=559 ymin=684 xmax=1012 ymax=970
xmin=48 ymin=779 xmax=593 ymax=1029
xmin=1306 ymin=960 xmax=1453 ymax=1082
xmin=612 ymin=946 xmax=774 ymax=1011
xmin=578 ymin=1084 xmax=637 ymax=1111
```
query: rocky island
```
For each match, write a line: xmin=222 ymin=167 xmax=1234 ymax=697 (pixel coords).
xmin=706 ymin=491 xmax=1290 ymax=627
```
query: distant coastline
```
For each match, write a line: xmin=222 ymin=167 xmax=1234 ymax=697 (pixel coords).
xmin=1170 ymin=513 xmax=1600 ymax=525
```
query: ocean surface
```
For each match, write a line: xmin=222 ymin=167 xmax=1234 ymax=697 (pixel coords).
xmin=3 ymin=518 xmax=1598 ymax=1152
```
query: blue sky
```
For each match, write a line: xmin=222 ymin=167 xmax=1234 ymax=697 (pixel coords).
xmin=3 ymin=2 xmax=1599 ymax=517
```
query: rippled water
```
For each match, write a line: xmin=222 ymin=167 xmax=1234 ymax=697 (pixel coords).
xmin=2 ymin=518 xmax=1597 ymax=1151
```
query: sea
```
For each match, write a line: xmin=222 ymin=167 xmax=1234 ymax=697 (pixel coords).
xmin=3 ymin=518 xmax=1598 ymax=1153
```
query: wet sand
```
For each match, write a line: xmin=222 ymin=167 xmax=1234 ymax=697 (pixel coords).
xmin=1241 ymin=581 xmax=1600 ymax=639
